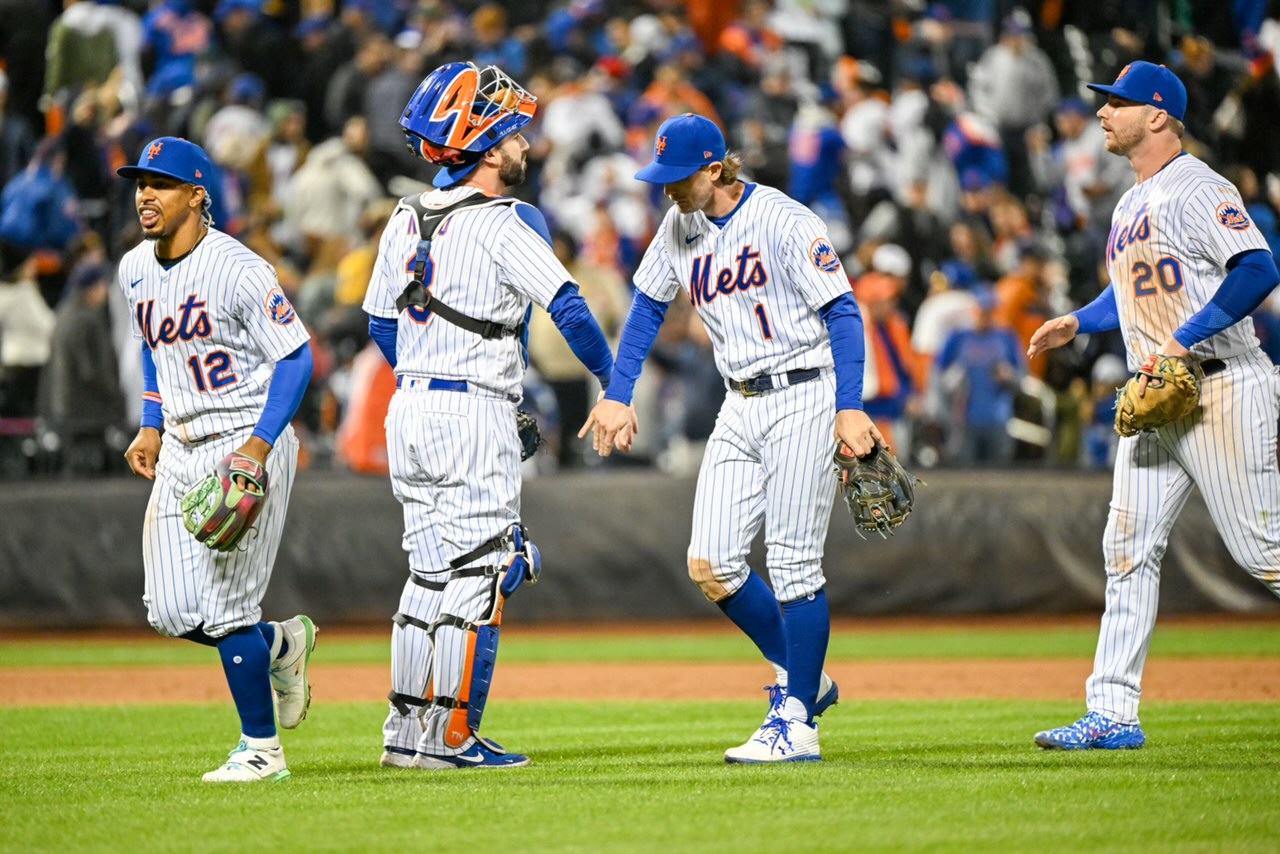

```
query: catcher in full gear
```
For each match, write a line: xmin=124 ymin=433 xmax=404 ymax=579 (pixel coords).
xmin=364 ymin=61 xmax=615 ymax=769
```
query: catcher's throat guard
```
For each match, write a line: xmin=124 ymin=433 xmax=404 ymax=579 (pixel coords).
xmin=834 ymin=442 xmax=920 ymax=539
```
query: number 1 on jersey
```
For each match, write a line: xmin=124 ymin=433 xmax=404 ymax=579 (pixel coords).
xmin=754 ymin=303 xmax=773 ymax=340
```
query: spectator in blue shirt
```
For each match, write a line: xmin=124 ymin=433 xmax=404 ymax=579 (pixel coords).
xmin=934 ymin=286 xmax=1025 ymax=464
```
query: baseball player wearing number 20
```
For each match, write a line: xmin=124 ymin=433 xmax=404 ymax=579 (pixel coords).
xmin=117 ymin=138 xmax=318 ymax=781
xmin=1028 ymin=63 xmax=1280 ymax=749
xmin=581 ymin=114 xmax=881 ymax=763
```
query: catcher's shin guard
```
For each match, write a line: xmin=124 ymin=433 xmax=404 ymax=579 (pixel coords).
xmin=428 ymin=579 xmax=504 ymax=748
xmin=426 ymin=524 xmax=542 ymax=749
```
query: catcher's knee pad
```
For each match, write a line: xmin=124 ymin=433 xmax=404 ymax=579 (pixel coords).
xmin=389 ymin=571 xmax=447 ymax=716
xmin=687 ymin=557 xmax=741 ymax=603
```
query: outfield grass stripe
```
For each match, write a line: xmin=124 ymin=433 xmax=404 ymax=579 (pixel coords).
xmin=0 ymin=701 xmax=1277 ymax=853
xmin=4 ymin=623 xmax=1280 ymax=668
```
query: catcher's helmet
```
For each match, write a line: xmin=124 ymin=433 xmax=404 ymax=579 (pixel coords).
xmin=400 ymin=62 xmax=537 ymax=188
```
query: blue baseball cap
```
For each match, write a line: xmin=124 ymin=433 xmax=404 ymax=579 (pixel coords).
xmin=635 ymin=113 xmax=727 ymax=185
xmin=117 ymin=137 xmax=213 ymax=188
xmin=1087 ymin=61 xmax=1187 ymax=122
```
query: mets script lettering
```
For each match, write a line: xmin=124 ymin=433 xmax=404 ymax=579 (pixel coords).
xmin=689 ymin=246 xmax=769 ymax=307
xmin=136 ymin=294 xmax=213 ymax=349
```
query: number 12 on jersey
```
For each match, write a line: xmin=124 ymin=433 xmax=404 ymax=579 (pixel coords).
xmin=187 ymin=350 xmax=238 ymax=392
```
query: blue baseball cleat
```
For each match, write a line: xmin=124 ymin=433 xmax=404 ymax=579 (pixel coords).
xmin=1035 ymin=711 xmax=1146 ymax=750
xmin=412 ymin=736 xmax=531 ymax=769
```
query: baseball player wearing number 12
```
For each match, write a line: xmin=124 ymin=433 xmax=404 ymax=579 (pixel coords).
xmin=117 ymin=137 xmax=318 ymax=781
xmin=581 ymin=113 xmax=881 ymax=763
xmin=1028 ymin=63 xmax=1280 ymax=749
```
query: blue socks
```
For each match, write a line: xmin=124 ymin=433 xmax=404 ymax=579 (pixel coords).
xmin=717 ymin=572 xmax=787 ymax=673
xmin=781 ymin=589 xmax=831 ymax=723
xmin=181 ymin=621 xmax=279 ymax=656
xmin=216 ymin=626 xmax=277 ymax=739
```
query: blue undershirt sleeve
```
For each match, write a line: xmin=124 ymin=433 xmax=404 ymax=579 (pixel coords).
xmin=604 ymin=291 xmax=669 ymax=405
xmin=368 ymin=315 xmax=398 ymax=369
xmin=1173 ymin=249 xmax=1280 ymax=348
xmin=251 ymin=342 xmax=313 ymax=446
xmin=818 ymin=293 xmax=866 ymax=411
xmin=140 ymin=343 xmax=163 ymax=430
xmin=548 ymin=283 xmax=614 ymax=389
xmin=1070 ymin=283 xmax=1120 ymax=335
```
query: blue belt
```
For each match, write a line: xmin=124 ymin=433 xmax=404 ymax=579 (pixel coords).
xmin=396 ymin=377 xmax=469 ymax=392
xmin=728 ymin=368 xmax=822 ymax=397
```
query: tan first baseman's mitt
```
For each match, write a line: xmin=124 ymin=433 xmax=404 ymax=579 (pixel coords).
xmin=1114 ymin=354 xmax=1204 ymax=437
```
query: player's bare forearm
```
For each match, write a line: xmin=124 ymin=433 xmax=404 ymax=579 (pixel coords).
xmin=1027 ymin=314 xmax=1080 ymax=360
xmin=1157 ymin=337 xmax=1190 ymax=357
xmin=125 ymin=427 xmax=162 ymax=480
xmin=835 ymin=409 xmax=881 ymax=458
xmin=236 ymin=436 xmax=273 ymax=464
xmin=578 ymin=398 xmax=635 ymax=457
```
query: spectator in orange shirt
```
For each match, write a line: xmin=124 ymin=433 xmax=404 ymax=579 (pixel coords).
xmin=993 ymin=242 xmax=1052 ymax=378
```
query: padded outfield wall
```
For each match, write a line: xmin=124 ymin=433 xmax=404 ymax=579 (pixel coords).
xmin=1 ymin=470 xmax=1276 ymax=628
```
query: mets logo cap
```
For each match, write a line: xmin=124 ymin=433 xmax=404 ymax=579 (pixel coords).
xmin=117 ymin=137 xmax=214 ymax=188
xmin=635 ymin=113 xmax=727 ymax=185
xmin=1086 ymin=61 xmax=1187 ymax=122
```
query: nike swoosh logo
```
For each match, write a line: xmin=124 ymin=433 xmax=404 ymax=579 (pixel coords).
xmin=685 ymin=234 xmax=702 ymax=244
xmin=452 ymin=752 xmax=484 ymax=765
xmin=130 ymin=278 xmax=144 ymax=288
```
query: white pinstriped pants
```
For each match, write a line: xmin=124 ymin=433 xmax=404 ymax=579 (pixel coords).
xmin=688 ymin=372 xmax=837 ymax=604
xmin=1089 ymin=353 xmax=1280 ymax=722
xmin=142 ymin=425 xmax=298 ymax=639
xmin=383 ymin=385 xmax=520 ymax=754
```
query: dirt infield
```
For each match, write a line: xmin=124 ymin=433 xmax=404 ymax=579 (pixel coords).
xmin=6 ymin=659 xmax=1280 ymax=706
xmin=4 ymin=617 xmax=1279 ymax=706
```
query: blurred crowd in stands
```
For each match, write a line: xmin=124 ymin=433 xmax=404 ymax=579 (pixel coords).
xmin=3 ymin=0 xmax=1280 ymax=479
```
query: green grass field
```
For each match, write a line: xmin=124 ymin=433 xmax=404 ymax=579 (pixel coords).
xmin=3 ymin=624 xmax=1278 ymax=853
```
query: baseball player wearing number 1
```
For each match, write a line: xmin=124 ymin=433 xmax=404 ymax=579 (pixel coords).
xmin=1028 ymin=63 xmax=1280 ymax=749
xmin=117 ymin=137 xmax=318 ymax=781
xmin=365 ymin=62 xmax=614 ymax=769
xmin=581 ymin=113 xmax=881 ymax=763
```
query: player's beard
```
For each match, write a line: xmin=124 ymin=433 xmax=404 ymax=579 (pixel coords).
xmin=1105 ymin=120 xmax=1145 ymax=155
xmin=498 ymin=148 xmax=526 ymax=187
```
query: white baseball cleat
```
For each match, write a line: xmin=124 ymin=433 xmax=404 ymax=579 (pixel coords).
xmin=725 ymin=696 xmax=821 ymax=764
xmin=270 ymin=615 xmax=317 ymax=729
xmin=202 ymin=740 xmax=290 ymax=783
xmin=380 ymin=748 xmax=416 ymax=768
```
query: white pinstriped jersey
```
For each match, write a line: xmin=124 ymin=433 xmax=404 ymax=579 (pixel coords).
xmin=117 ymin=229 xmax=310 ymax=443
xmin=362 ymin=186 xmax=572 ymax=399
xmin=1107 ymin=153 xmax=1269 ymax=369
xmin=633 ymin=183 xmax=849 ymax=381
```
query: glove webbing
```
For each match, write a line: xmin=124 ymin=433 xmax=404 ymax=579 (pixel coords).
xmin=394 ymin=194 xmax=523 ymax=340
